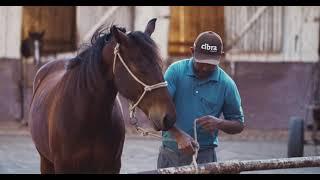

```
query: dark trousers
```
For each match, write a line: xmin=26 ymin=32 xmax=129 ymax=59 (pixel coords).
xmin=157 ymin=145 xmax=217 ymax=169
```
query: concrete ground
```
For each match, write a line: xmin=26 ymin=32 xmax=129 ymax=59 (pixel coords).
xmin=0 ymin=121 xmax=319 ymax=174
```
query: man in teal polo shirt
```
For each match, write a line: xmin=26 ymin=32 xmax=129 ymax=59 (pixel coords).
xmin=157 ymin=31 xmax=244 ymax=169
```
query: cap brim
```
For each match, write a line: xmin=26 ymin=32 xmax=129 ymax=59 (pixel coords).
xmin=194 ymin=53 xmax=220 ymax=65
xmin=194 ymin=58 xmax=220 ymax=65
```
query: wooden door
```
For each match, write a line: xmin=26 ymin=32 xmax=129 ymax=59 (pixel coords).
xmin=168 ymin=6 xmax=225 ymax=57
xmin=22 ymin=6 xmax=76 ymax=55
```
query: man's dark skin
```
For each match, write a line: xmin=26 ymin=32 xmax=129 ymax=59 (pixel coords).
xmin=168 ymin=47 xmax=244 ymax=155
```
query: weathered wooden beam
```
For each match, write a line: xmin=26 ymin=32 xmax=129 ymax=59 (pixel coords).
xmin=138 ymin=156 xmax=320 ymax=174
xmin=82 ymin=6 xmax=120 ymax=43
xmin=225 ymin=6 xmax=269 ymax=52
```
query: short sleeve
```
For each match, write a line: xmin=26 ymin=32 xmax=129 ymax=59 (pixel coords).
xmin=222 ymin=80 xmax=244 ymax=123
xmin=164 ymin=63 xmax=178 ymax=98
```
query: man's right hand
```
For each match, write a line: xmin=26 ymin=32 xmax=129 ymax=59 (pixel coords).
xmin=169 ymin=126 xmax=198 ymax=155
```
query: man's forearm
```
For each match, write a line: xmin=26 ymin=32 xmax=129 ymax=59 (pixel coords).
xmin=217 ymin=119 xmax=244 ymax=134
xmin=168 ymin=125 xmax=181 ymax=138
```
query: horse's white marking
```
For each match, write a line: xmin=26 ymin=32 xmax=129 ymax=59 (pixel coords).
xmin=34 ymin=40 xmax=40 ymax=64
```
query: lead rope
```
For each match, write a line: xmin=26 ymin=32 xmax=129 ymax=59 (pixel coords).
xmin=131 ymin=115 xmax=200 ymax=173
xmin=130 ymin=105 xmax=200 ymax=173
xmin=192 ymin=119 xmax=200 ymax=174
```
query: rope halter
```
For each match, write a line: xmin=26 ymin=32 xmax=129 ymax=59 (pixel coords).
xmin=113 ymin=43 xmax=168 ymax=118
xmin=113 ymin=43 xmax=200 ymax=173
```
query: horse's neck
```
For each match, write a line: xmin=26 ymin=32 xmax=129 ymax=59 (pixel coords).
xmin=68 ymin=71 xmax=118 ymax=127
xmin=72 ymin=42 xmax=119 ymax=109
xmin=73 ymin=53 xmax=118 ymax=105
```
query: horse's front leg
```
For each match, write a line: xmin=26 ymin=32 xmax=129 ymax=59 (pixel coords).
xmin=53 ymin=150 xmax=121 ymax=174
xmin=39 ymin=153 xmax=55 ymax=174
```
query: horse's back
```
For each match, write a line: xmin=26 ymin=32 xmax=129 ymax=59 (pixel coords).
xmin=33 ymin=59 xmax=66 ymax=93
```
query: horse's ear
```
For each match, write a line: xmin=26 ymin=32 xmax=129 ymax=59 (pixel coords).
xmin=111 ymin=26 xmax=128 ymax=45
xmin=144 ymin=18 xmax=157 ymax=36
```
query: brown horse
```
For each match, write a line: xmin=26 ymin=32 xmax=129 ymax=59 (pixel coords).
xmin=29 ymin=18 xmax=176 ymax=174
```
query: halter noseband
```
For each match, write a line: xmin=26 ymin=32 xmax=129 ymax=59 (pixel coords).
xmin=113 ymin=43 xmax=168 ymax=118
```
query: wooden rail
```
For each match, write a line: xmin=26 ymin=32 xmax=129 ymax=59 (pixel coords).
xmin=138 ymin=156 xmax=320 ymax=174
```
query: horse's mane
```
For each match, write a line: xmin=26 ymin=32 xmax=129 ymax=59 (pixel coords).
xmin=65 ymin=25 xmax=126 ymax=70
xmin=63 ymin=25 xmax=126 ymax=91
xmin=65 ymin=24 xmax=163 ymax=72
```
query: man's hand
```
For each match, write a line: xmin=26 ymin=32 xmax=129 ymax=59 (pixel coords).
xmin=196 ymin=115 xmax=244 ymax=134
xmin=168 ymin=126 xmax=198 ymax=155
xmin=196 ymin=115 xmax=223 ymax=133
xmin=175 ymin=130 xmax=199 ymax=155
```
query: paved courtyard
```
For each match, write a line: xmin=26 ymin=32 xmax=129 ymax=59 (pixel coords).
xmin=0 ymin=133 xmax=319 ymax=174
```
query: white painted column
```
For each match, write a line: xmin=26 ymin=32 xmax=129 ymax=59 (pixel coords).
xmin=76 ymin=6 xmax=134 ymax=46
xmin=283 ymin=6 xmax=320 ymax=62
xmin=300 ymin=6 xmax=320 ymax=61
xmin=134 ymin=6 xmax=170 ymax=59
xmin=0 ymin=6 xmax=22 ymax=59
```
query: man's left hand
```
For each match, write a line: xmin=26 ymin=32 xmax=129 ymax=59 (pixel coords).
xmin=196 ymin=115 xmax=223 ymax=133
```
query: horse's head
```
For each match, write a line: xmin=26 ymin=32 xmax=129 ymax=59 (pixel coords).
xmin=28 ymin=31 xmax=45 ymax=41
xmin=27 ymin=31 xmax=45 ymax=51
xmin=21 ymin=31 xmax=45 ymax=63
xmin=104 ymin=18 xmax=176 ymax=131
